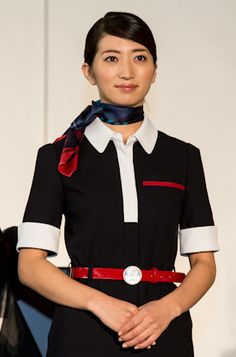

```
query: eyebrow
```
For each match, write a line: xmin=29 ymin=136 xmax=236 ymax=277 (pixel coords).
xmin=100 ymin=48 xmax=148 ymax=55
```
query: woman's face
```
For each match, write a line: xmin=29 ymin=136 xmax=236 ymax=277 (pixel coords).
xmin=82 ymin=34 xmax=157 ymax=107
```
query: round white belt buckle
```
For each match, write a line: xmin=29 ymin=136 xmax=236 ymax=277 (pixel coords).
xmin=123 ymin=266 xmax=142 ymax=285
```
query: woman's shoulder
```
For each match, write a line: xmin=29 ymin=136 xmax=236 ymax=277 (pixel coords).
xmin=34 ymin=138 xmax=65 ymax=163
xmin=37 ymin=137 xmax=65 ymax=160
xmin=157 ymin=130 xmax=200 ymax=153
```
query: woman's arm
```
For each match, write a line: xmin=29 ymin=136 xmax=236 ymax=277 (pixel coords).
xmin=117 ymin=251 xmax=216 ymax=350
xmin=18 ymin=248 xmax=138 ymax=331
xmin=163 ymin=251 xmax=216 ymax=315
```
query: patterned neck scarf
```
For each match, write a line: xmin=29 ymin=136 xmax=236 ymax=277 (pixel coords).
xmin=55 ymin=99 xmax=144 ymax=177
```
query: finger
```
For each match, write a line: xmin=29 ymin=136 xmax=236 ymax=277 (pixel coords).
xmin=145 ymin=341 xmax=156 ymax=350
xmin=118 ymin=313 xmax=143 ymax=336
xmin=134 ymin=334 xmax=158 ymax=350
xmin=124 ymin=311 xmax=134 ymax=319
xmin=121 ymin=326 xmax=153 ymax=348
xmin=119 ymin=320 xmax=150 ymax=342
xmin=118 ymin=308 xmax=139 ymax=330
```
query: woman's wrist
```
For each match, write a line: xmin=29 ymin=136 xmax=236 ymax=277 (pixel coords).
xmin=85 ymin=288 xmax=109 ymax=313
xmin=160 ymin=294 xmax=183 ymax=320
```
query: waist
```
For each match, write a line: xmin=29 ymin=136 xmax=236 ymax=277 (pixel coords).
xmin=70 ymin=265 xmax=185 ymax=285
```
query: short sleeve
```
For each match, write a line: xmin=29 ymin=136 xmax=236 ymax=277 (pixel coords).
xmin=179 ymin=143 xmax=219 ymax=256
xmin=17 ymin=144 xmax=64 ymax=255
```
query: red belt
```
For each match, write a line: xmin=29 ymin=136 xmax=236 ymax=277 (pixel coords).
xmin=70 ymin=266 xmax=185 ymax=285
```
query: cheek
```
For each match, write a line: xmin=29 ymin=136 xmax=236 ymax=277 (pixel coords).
xmin=139 ymin=67 xmax=156 ymax=84
xmin=94 ymin=67 xmax=115 ymax=87
xmin=140 ymin=73 xmax=155 ymax=90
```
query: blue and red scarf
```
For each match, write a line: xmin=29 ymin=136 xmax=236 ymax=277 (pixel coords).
xmin=55 ymin=99 xmax=144 ymax=177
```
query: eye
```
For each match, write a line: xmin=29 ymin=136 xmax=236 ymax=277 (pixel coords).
xmin=104 ymin=56 xmax=118 ymax=62
xmin=135 ymin=55 xmax=147 ymax=62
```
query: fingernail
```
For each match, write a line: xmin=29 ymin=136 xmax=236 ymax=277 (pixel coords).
xmin=134 ymin=346 xmax=139 ymax=350
xmin=147 ymin=346 xmax=151 ymax=349
xmin=122 ymin=343 xmax=128 ymax=348
xmin=118 ymin=337 xmax=122 ymax=342
xmin=152 ymin=341 xmax=156 ymax=345
xmin=118 ymin=331 xmax=123 ymax=336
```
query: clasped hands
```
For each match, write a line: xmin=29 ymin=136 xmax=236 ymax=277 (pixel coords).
xmin=116 ymin=299 xmax=172 ymax=350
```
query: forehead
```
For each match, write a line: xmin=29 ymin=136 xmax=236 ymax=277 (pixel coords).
xmin=96 ymin=34 xmax=148 ymax=53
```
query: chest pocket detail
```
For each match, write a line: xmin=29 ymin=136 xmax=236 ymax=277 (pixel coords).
xmin=142 ymin=180 xmax=185 ymax=191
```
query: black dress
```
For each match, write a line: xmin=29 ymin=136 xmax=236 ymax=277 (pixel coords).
xmin=20 ymin=128 xmax=217 ymax=356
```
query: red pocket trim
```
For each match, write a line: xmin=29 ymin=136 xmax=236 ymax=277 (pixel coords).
xmin=142 ymin=180 xmax=185 ymax=191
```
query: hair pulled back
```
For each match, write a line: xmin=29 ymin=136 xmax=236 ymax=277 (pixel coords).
xmin=84 ymin=12 xmax=157 ymax=66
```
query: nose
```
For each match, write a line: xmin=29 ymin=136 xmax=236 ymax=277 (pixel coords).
xmin=118 ymin=59 xmax=134 ymax=80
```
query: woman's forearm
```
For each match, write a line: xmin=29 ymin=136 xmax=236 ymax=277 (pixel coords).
xmin=18 ymin=249 xmax=216 ymax=332
xmin=18 ymin=248 xmax=141 ymax=333
xmin=111 ymin=252 xmax=216 ymax=350
xmin=18 ymin=248 xmax=108 ymax=310
xmin=162 ymin=252 xmax=216 ymax=319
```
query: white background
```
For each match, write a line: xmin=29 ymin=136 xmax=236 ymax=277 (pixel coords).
xmin=0 ymin=1 xmax=235 ymax=356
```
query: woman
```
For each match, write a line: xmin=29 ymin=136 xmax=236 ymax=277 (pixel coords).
xmin=17 ymin=11 xmax=219 ymax=356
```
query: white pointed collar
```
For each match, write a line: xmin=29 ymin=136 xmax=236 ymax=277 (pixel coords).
xmin=84 ymin=113 xmax=158 ymax=154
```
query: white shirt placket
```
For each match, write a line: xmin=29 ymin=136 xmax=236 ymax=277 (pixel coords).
xmin=111 ymin=133 xmax=138 ymax=223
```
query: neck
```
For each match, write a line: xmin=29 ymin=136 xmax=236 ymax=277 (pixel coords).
xmin=103 ymin=120 xmax=143 ymax=144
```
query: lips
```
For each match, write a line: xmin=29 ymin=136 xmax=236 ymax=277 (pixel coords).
xmin=115 ymin=84 xmax=138 ymax=91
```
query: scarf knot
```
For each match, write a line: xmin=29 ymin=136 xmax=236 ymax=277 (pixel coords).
xmin=54 ymin=100 xmax=144 ymax=177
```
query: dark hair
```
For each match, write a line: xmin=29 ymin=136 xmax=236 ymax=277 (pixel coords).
xmin=84 ymin=11 xmax=157 ymax=66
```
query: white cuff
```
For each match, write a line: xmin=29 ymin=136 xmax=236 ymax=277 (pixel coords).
xmin=17 ymin=222 xmax=60 ymax=255
xmin=179 ymin=225 xmax=219 ymax=256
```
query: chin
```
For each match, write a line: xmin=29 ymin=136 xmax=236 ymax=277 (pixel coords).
xmin=106 ymin=98 xmax=143 ymax=107
xmin=122 ymin=100 xmax=143 ymax=107
xmin=100 ymin=93 xmax=143 ymax=107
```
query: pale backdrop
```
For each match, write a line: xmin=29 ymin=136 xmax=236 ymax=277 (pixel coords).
xmin=0 ymin=1 xmax=236 ymax=356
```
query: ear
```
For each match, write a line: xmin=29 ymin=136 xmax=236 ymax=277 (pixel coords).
xmin=81 ymin=63 xmax=96 ymax=85
xmin=151 ymin=64 xmax=158 ymax=84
